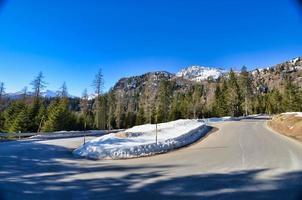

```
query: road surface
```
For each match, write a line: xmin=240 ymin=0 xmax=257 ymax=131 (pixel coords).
xmin=0 ymin=117 xmax=302 ymax=200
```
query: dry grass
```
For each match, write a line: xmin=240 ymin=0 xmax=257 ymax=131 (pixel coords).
xmin=115 ymin=132 xmax=144 ymax=138
xmin=268 ymin=114 xmax=302 ymax=142
xmin=115 ymin=132 xmax=128 ymax=138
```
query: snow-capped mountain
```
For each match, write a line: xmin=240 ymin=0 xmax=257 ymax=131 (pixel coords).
xmin=176 ymin=66 xmax=225 ymax=82
xmin=251 ymin=56 xmax=302 ymax=75
xmin=5 ymin=91 xmax=25 ymax=100
xmin=41 ymin=90 xmax=57 ymax=98
xmin=7 ymin=90 xmax=77 ymax=99
xmin=289 ymin=57 xmax=300 ymax=64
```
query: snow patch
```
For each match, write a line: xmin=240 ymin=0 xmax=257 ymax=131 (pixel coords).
xmin=283 ymin=112 xmax=302 ymax=118
xmin=73 ymin=119 xmax=207 ymax=160
xmin=203 ymin=116 xmax=232 ymax=123
xmin=176 ymin=66 xmax=225 ymax=82
xmin=290 ymin=57 xmax=299 ymax=64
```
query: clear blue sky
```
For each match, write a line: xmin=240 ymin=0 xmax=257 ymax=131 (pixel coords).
xmin=0 ymin=0 xmax=302 ymax=96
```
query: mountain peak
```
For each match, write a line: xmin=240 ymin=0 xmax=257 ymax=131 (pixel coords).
xmin=7 ymin=89 xmax=77 ymax=100
xmin=176 ymin=66 xmax=225 ymax=82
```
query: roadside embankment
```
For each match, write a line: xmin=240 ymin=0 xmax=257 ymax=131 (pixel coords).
xmin=268 ymin=112 xmax=302 ymax=142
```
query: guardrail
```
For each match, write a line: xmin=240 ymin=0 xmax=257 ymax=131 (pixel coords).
xmin=0 ymin=132 xmax=36 ymax=139
xmin=0 ymin=129 xmax=124 ymax=141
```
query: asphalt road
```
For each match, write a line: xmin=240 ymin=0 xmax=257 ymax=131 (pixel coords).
xmin=0 ymin=117 xmax=302 ymax=200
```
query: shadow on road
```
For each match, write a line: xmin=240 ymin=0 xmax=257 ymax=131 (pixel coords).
xmin=0 ymin=141 xmax=301 ymax=200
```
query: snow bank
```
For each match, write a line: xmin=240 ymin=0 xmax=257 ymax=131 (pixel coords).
xmin=204 ymin=114 xmax=262 ymax=123
xmin=73 ymin=119 xmax=208 ymax=160
xmin=283 ymin=112 xmax=302 ymax=118
xmin=203 ymin=116 xmax=232 ymax=123
xmin=29 ymin=129 xmax=123 ymax=140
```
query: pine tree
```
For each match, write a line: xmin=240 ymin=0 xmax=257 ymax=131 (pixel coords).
xmin=192 ymin=84 xmax=204 ymax=118
xmin=107 ymin=90 xmax=117 ymax=129
xmin=0 ymin=82 xmax=5 ymax=104
xmin=80 ymin=89 xmax=93 ymax=129
xmin=156 ymin=80 xmax=171 ymax=123
xmin=169 ymin=93 xmax=182 ymax=121
xmin=115 ymin=100 xmax=125 ymax=129
xmin=98 ymin=94 xmax=108 ymax=130
xmin=28 ymin=98 xmax=43 ymax=132
xmin=179 ymin=94 xmax=190 ymax=119
xmin=0 ymin=114 xmax=4 ymax=132
xmin=136 ymin=106 xmax=146 ymax=125
xmin=80 ymin=89 xmax=89 ymax=115
xmin=266 ymin=89 xmax=283 ymax=114
xmin=92 ymin=68 xmax=104 ymax=129
xmin=239 ymin=66 xmax=254 ymax=116
xmin=27 ymin=72 xmax=47 ymax=132
xmin=0 ymin=82 xmax=5 ymax=131
xmin=283 ymin=77 xmax=302 ymax=112
xmin=58 ymin=82 xmax=68 ymax=98
xmin=125 ymin=111 xmax=136 ymax=128
xmin=36 ymin=104 xmax=47 ymax=132
xmin=212 ymin=85 xmax=226 ymax=117
xmin=212 ymin=79 xmax=228 ymax=117
xmin=31 ymin=72 xmax=46 ymax=98
xmin=21 ymin=86 xmax=28 ymax=101
xmin=253 ymin=95 xmax=265 ymax=114
xmin=141 ymin=79 xmax=154 ymax=123
xmin=226 ymin=69 xmax=243 ymax=117
xmin=42 ymin=98 xmax=74 ymax=132
xmin=150 ymin=106 xmax=157 ymax=124
xmin=3 ymin=101 xmax=27 ymax=132
xmin=119 ymin=112 xmax=126 ymax=129
xmin=9 ymin=105 xmax=31 ymax=133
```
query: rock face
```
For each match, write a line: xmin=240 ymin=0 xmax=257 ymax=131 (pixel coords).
xmin=176 ymin=66 xmax=225 ymax=82
xmin=112 ymin=71 xmax=196 ymax=117
xmin=110 ymin=57 xmax=302 ymax=119
xmin=251 ymin=56 xmax=302 ymax=89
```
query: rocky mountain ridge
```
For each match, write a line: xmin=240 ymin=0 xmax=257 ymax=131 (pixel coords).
xmin=110 ymin=56 xmax=302 ymax=118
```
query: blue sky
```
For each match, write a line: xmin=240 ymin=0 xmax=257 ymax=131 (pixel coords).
xmin=0 ymin=0 xmax=302 ymax=96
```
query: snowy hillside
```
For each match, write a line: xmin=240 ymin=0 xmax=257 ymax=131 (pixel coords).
xmin=289 ymin=57 xmax=300 ymax=64
xmin=73 ymin=119 xmax=208 ymax=159
xmin=41 ymin=90 xmax=57 ymax=98
xmin=176 ymin=66 xmax=225 ymax=81
xmin=7 ymin=90 xmax=77 ymax=99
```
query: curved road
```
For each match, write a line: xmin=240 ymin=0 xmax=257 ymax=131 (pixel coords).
xmin=0 ymin=117 xmax=302 ymax=199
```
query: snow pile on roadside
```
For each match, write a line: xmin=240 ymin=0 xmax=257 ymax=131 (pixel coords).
xmin=204 ymin=114 xmax=262 ymax=123
xmin=203 ymin=116 xmax=232 ymax=123
xmin=283 ymin=112 xmax=302 ymax=118
xmin=73 ymin=119 xmax=207 ymax=160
